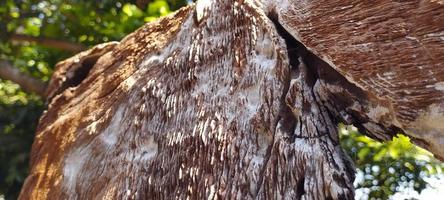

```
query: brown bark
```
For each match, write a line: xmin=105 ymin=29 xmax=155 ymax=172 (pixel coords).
xmin=0 ymin=60 xmax=47 ymax=97
xmin=44 ymin=41 xmax=119 ymax=103
xmin=10 ymin=33 xmax=86 ymax=53
xmin=19 ymin=0 xmax=444 ymax=199
xmin=267 ymin=0 xmax=444 ymax=159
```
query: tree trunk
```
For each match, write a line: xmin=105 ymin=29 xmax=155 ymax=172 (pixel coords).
xmin=19 ymin=0 xmax=444 ymax=199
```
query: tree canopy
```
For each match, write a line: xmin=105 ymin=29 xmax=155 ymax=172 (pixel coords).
xmin=0 ymin=0 xmax=442 ymax=199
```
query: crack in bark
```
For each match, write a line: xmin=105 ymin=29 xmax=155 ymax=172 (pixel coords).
xmin=261 ymin=13 xmax=356 ymax=199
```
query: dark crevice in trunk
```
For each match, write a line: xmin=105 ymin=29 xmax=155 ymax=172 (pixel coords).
xmin=295 ymin=177 xmax=306 ymax=199
xmin=267 ymin=13 xmax=356 ymax=200
xmin=46 ymin=53 xmax=104 ymax=104
xmin=59 ymin=54 xmax=100 ymax=92
xmin=271 ymin=14 xmax=401 ymax=143
xmin=269 ymin=15 xmax=301 ymax=142
xmin=254 ymin=16 xmax=300 ymax=197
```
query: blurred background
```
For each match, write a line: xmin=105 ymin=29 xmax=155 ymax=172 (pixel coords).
xmin=0 ymin=0 xmax=443 ymax=199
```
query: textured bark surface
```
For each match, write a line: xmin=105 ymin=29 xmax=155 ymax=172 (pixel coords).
xmin=20 ymin=0 xmax=444 ymax=199
xmin=266 ymin=0 xmax=444 ymax=159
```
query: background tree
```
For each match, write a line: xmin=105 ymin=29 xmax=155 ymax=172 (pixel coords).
xmin=0 ymin=1 xmax=442 ymax=199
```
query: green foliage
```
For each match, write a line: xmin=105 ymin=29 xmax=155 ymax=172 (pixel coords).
xmin=0 ymin=89 xmax=43 ymax=198
xmin=0 ymin=1 xmax=442 ymax=200
xmin=339 ymin=124 xmax=444 ymax=199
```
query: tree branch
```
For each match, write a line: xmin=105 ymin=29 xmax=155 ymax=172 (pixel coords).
xmin=136 ymin=0 xmax=151 ymax=10
xmin=10 ymin=34 xmax=87 ymax=53
xmin=0 ymin=60 xmax=47 ymax=98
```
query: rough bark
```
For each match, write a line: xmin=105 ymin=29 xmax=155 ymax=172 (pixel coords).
xmin=20 ymin=0 xmax=444 ymax=199
xmin=45 ymin=42 xmax=119 ymax=103
xmin=265 ymin=0 xmax=444 ymax=159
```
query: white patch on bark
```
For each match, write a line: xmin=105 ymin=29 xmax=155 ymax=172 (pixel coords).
xmin=367 ymin=105 xmax=390 ymax=122
xmin=325 ymin=83 xmax=346 ymax=94
xmin=407 ymin=103 xmax=444 ymax=158
xmin=426 ymin=30 xmax=444 ymax=41
xmin=207 ymin=184 xmax=216 ymax=199
xmin=426 ymin=82 xmax=444 ymax=91
xmin=99 ymin=106 xmax=125 ymax=147
xmin=63 ymin=146 xmax=90 ymax=193
xmin=134 ymin=136 xmax=158 ymax=162
xmin=195 ymin=0 xmax=212 ymax=22
xmin=85 ymin=121 xmax=99 ymax=135
xmin=123 ymin=76 xmax=137 ymax=90
xmin=142 ymin=54 xmax=164 ymax=67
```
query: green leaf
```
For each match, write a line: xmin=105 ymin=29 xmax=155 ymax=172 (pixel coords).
xmin=122 ymin=3 xmax=143 ymax=17
xmin=147 ymin=0 xmax=170 ymax=16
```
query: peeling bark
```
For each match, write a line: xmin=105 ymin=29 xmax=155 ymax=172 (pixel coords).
xmin=20 ymin=0 xmax=444 ymax=199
